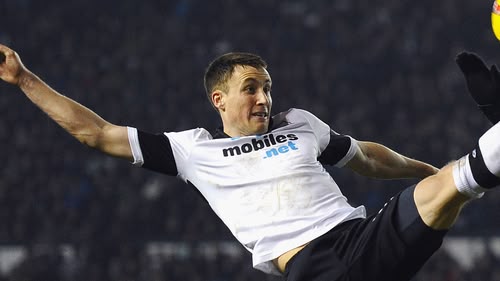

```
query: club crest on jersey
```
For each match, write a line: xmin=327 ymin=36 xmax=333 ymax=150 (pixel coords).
xmin=222 ymin=133 xmax=299 ymax=158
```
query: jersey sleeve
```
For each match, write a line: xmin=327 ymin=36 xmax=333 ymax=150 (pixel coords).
xmin=290 ymin=109 xmax=331 ymax=153
xmin=127 ymin=127 xmax=178 ymax=175
xmin=318 ymin=131 xmax=358 ymax=167
xmin=292 ymin=109 xmax=358 ymax=167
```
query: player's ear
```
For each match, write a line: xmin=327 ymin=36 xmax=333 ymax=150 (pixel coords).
xmin=212 ymin=90 xmax=225 ymax=111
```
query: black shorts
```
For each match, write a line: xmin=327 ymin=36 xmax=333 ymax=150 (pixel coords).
xmin=284 ymin=185 xmax=447 ymax=281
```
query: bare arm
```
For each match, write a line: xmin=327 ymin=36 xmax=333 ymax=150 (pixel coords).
xmin=346 ymin=141 xmax=439 ymax=180
xmin=0 ymin=44 xmax=133 ymax=161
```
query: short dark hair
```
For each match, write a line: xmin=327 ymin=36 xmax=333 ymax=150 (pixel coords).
xmin=204 ymin=52 xmax=267 ymax=108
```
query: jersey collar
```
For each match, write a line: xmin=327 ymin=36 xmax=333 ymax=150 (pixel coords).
xmin=212 ymin=118 xmax=275 ymax=139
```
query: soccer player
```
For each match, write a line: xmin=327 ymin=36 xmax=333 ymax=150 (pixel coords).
xmin=0 ymin=43 xmax=499 ymax=281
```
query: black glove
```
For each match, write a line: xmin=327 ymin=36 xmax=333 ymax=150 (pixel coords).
xmin=456 ymin=52 xmax=500 ymax=124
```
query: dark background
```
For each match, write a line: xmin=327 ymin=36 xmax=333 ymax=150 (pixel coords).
xmin=0 ymin=0 xmax=499 ymax=280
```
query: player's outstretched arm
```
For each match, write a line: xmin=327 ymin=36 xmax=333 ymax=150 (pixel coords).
xmin=0 ymin=44 xmax=133 ymax=161
xmin=346 ymin=141 xmax=439 ymax=180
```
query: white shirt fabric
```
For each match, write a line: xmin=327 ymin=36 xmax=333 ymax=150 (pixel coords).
xmin=128 ymin=108 xmax=366 ymax=275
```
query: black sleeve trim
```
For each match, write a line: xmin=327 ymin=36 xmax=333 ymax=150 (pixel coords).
xmin=317 ymin=130 xmax=352 ymax=166
xmin=138 ymin=130 xmax=178 ymax=176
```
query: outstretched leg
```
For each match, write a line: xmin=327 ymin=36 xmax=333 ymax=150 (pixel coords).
xmin=413 ymin=164 xmax=470 ymax=230
xmin=413 ymin=120 xmax=500 ymax=230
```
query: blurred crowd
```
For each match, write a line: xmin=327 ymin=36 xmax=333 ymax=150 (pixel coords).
xmin=0 ymin=0 xmax=500 ymax=280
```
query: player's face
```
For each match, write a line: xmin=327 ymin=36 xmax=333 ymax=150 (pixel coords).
xmin=219 ymin=65 xmax=272 ymax=137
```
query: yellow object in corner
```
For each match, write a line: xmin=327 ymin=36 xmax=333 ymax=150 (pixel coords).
xmin=492 ymin=0 xmax=500 ymax=40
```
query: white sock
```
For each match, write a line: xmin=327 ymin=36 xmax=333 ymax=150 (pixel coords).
xmin=452 ymin=121 xmax=500 ymax=198
xmin=478 ymin=121 xmax=500 ymax=176
xmin=452 ymin=155 xmax=486 ymax=199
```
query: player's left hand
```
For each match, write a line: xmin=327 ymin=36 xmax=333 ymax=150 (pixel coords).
xmin=456 ymin=52 xmax=500 ymax=124
xmin=0 ymin=44 xmax=28 ymax=86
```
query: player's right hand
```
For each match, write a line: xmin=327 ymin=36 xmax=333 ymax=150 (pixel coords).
xmin=456 ymin=51 xmax=500 ymax=124
xmin=0 ymin=44 xmax=28 ymax=86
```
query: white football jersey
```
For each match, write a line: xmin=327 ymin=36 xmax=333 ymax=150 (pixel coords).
xmin=128 ymin=108 xmax=366 ymax=275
